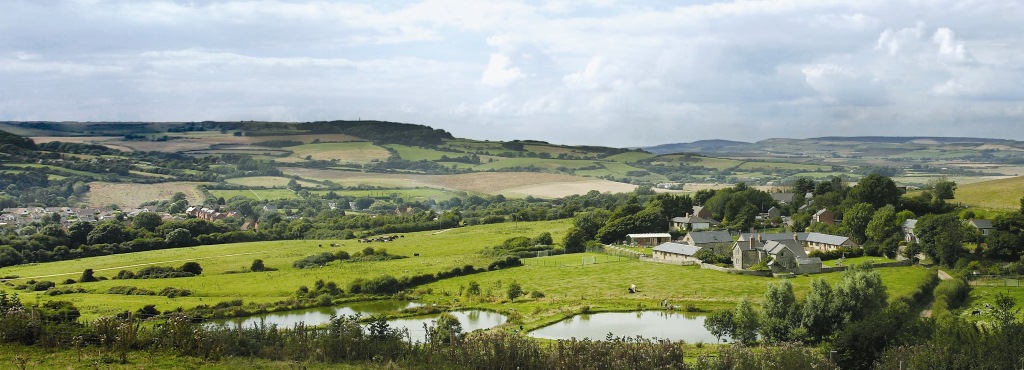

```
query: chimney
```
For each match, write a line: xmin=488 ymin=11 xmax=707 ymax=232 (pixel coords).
xmin=793 ymin=233 xmax=799 ymax=241
xmin=748 ymin=238 xmax=754 ymax=249
xmin=757 ymin=233 xmax=763 ymax=242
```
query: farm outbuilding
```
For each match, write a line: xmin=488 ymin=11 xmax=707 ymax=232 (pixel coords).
xmin=652 ymin=242 xmax=703 ymax=263
xmin=627 ymin=233 xmax=673 ymax=247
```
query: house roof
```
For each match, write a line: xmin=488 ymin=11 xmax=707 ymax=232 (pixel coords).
xmin=770 ymin=193 xmax=795 ymax=203
xmin=685 ymin=230 xmax=733 ymax=244
xmin=814 ymin=208 xmax=830 ymax=217
xmin=628 ymin=233 xmax=672 ymax=239
xmin=902 ymin=219 xmax=918 ymax=229
xmin=797 ymin=257 xmax=822 ymax=265
xmin=764 ymin=239 xmax=807 ymax=258
xmin=968 ymin=219 xmax=994 ymax=229
xmin=738 ymin=233 xmax=807 ymax=242
xmin=805 ymin=232 xmax=850 ymax=246
xmin=671 ymin=215 xmax=715 ymax=223
xmin=653 ymin=242 xmax=702 ymax=256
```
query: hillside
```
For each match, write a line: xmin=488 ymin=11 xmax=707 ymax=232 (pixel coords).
xmin=952 ymin=176 xmax=1024 ymax=210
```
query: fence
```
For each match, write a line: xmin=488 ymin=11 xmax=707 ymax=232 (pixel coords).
xmin=968 ymin=275 xmax=1022 ymax=287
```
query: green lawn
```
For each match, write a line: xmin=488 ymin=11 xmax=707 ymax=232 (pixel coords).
xmin=0 ymin=220 xmax=572 ymax=321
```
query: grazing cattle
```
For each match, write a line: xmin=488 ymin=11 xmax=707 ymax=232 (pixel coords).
xmin=413 ymin=253 xmax=420 ymax=257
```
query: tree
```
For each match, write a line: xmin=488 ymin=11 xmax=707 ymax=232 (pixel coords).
xmin=992 ymin=292 xmax=1020 ymax=327
xmin=79 ymin=268 xmax=98 ymax=283
xmin=87 ymin=221 xmax=130 ymax=245
xmin=507 ymin=281 xmax=523 ymax=302
xmin=834 ymin=264 xmax=887 ymax=323
xmin=466 ymin=281 xmax=481 ymax=296
xmin=866 ymin=205 xmax=898 ymax=243
xmin=704 ymin=310 xmax=735 ymax=343
xmin=849 ymin=173 xmax=900 ymax=209
xmin=250 ymin=259 xmax=267 ymax=272
xmin=916 ymin=213 xmax=966 ymax=266
xmin=178 ymin=261 xmax=203 ymax=275
xmin=932 ymin=179 xmax=957 ymax=200
xmin=165 ymin=228 xmax=193 ymax=247
xmin=733 ymin=297 xmax=760 ymax=345
xmin=843 ymin=202 xmax=875 ymax=244
xmin=132 ymin=212 xmax=163 ymax=232
xmin=429 ymin=312 xmax=464 ymax=345
xmin=0 ymin=246 xmax=25 ymax=267
xmin=760 ymin=280 xmax=797 ymax=343
xmin=170 ymin=192 xmax=187 ymax=203
xmin=801 ymin=278 xmax=839 ymax=342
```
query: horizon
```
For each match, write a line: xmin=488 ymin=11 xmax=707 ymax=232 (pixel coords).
xmin=2 ymin=1 xmax=1023 ymax=146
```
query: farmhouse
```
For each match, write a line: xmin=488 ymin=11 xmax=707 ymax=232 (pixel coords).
xmin=902 ymin=219 xmax=918 ymax=243
xmin=651 ymin=242 xmax=703 ymax=263
xmin=812 ymin=208 xmax=834 ymax=225
xmin=669 ymin=214 xmax=717 ymax=231
xmin=680 ymin=230 xmax=733 ymax=254
xmin=627 ymin=233 xmax=672 ymax=247
xmin=766 ymin=206 xmax=781 ymax=220
xmin=804 ymin=232 xmax=856 ymax=252
xmin=732 ymin=236 xmax=821 ymax=273
xmin=967 ymin=219 xmax=994 ymax=236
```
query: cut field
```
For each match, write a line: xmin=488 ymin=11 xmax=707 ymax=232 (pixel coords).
xmin=951 ymin=176 xmax=1024 ymax=210
xmin=288 ymin=142 xmax=391 ymax=164
xmin=310 ymin=188 xmax=464 ymax=202
xmin=85 ymin=182 xmax=208 ymax=209
xmin=208 ymin=189 xmax=301 ymax=201
xmin=734 ymin=161 xmax=831 ymax=172
xmin=0 ymin=220 xmax=572 ymax=321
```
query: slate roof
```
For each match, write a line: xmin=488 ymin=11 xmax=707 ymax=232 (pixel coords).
xmin=738 ymin=233 xmax=807 ymax=242
xmin=685 ymin=230 xmax=733 ymax=244
xmin=814 ymin=208 xmax=830 ymax=217
xmin=968 ymin=219 xmax=994 ymax=229
xmin=652 ymin=242 xmax=703 ymax=256
xmin=797 ymin=257 xmax=823 ymax=265
xmin=763 ymin=239 xmax=807 ymax=258
xmin=902 ymin=219 xmax=918 ymax=229
xmin=805 ymin=232 xmax=850 ymax=246
xmin=671 ymin=215 xmax=715 ymax=223
xmin=770 ymin=193 xmax=795 ymax=203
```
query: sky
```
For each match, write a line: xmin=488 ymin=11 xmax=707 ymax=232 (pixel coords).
xmin=1 ymin=0 xmax=1023 ymax=147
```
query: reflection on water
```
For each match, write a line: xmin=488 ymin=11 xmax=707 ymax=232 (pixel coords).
xmin=529 ymin=311 xmax=725 ymax=343
xmin=209 ymin=300 xmax=506 ymax=343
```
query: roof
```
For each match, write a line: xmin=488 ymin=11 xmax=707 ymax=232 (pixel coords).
xmin=671 ymin=215 xmax=714 ymax=223
xmin=738 ymin=233 xmax=807 ymax=242
xmin=794 ymin=256 xmax=819 ymax=264
xmin=814 ymin=208 xmax=830 ymax=217
xmin=805 ymin=232 xmax=851 ymax=246
xmin=627 ymin=233 xmax=672 ymax=239
xmin=685 ymin=230 xmax=733 ymax=245
xmin=902 ymin=219 xmax=918 ymax=229
xmin=763 ymin=239 xmax=806 ymax=258
xmin=652 ymin=242 xmax=702 ymax=256
xmin=770 ymin=193 xmax=795 ymax=203
xmin=968 ymin=219 xmax=994 ymax=229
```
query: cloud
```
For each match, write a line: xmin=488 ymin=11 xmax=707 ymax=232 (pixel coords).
xmin=1 ymin=0 xmax=1023 ymax=146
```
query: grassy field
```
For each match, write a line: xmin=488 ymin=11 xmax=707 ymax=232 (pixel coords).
xmin=474 ymin=157 xmax=602 ymax=171
xmin=225 ymin=176 xmax=323 ymax=188
xmin=0 ymin=343 xmax=366 ymax=369
xmin=383 ymin=144 xmax=453 ymax=161
xmin=288 ymin=142 xmax=391 ymax=164
xmin=415 ymin=253 xmax=935 ymax=329
xmin=604 ymin=152 xmax=656 ymax=163
xmin=86 ymin=182 xmax=208 ymax=209
xmin=964 ymin=285 xmax=1024 ymax=321
xmin=734 ymin=161 xmax=831 ymax=172
xmin=7 ymin=163 xmax=100 ymax=178
xmin=951 ymin=176 xmax=1024 ymax=210
xmin=0 ymin=220 xmax=572 ymax=321
xmin=208 ymin=189 xmax=301 ymax=200
xmin=310 ymin=188 xmax=464 ymax=202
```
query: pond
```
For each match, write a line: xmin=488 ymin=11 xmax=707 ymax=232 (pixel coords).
xmin=528 ymin=311 xmax=726 ymax=343
xmin=209 ymin=300 xmax=507 ymax=343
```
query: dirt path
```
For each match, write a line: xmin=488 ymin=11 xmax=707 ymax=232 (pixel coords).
xmin=920 ymin=270 xmax=955 ymax=318
xmin=3 ymin=251 xmax=264 ymax=281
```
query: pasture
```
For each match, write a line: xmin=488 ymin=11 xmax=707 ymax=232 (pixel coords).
xmin=950 ymin=176 xmax=1024 ymax=210
xmin=225 ymin=176 xmax=323 ymax=188
xmin=309 ymin=188 xmax=464 ymax=202
xmin=0 ymin=220 xmax=573 ymax=321
xmin=208 ymin=189 xmax=301 ymax=201
xmin=287 ymin=142 xmax=391 ymax=163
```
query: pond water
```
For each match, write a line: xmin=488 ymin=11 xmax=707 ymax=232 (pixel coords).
xmin=528 ymin=311 xmax=725 ymax=343
xmin=209 ymin=300 xmax=507 ymax=343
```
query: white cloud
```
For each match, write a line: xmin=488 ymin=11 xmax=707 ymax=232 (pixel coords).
xmin=480 ymin=54 xmax=525 ymax=87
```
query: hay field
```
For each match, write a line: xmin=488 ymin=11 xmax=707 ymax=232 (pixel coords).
xmin=952 ymin=176 xmax=1024 ymax=210
xmin=288 ymin=142 xmax=391 ymax=163
xmin=501 ymin=180 xmax=639 ymax=198
xmin=86 ymin=182 xmax=207 ymax=208
xmin=226 ymin=176 xmax=323 ymax=188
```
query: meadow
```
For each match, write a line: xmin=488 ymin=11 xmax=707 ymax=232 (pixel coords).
xmin=225 ymin=176 xmax=324 ymax=188
xmin=208 ymin=189 xmax=302 ymax=201
xmin=85 ymin=182 xmax=208 ymax=208
xmin=287 ymin=142 xmax=391 ymax=163
xmin=951 ymin=176 xmax=1024 ymax=210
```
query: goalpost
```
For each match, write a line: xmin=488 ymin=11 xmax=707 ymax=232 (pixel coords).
xmin=581 ymin=256 xmax=597 ymax=266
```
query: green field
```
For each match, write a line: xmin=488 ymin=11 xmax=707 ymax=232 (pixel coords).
xmin=310 ymin=188 xmax=465 ymax=202
xmin=604 ymin=152 xmax=656 ymax=163
xmin=475 ymin=157 xmax=602 ymax=171
xmin=7 ymin=163 xmax=100 ymax=178
xmin=964 ymin=285 xmax=1024 ymax=321
xmin=952 ymin=176 xmax=1024 ymax=210
xmin=287 ymin=142 xmax=391 ymax=164
xmin=208 ymin=189 xmax=301 ymax=200
xmin=0 ymin=220 xmax=572 ymax=321
xmin=226 ymin=176 xmax=323 ymax=188
xmin=735 ymin=161 xmax=831 ymax=172
xmin=383 ymin=144 xmax=454 ymax=161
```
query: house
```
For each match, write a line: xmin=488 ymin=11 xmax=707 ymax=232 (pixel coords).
xmin=627 ymin=233 xmax=673 ymax=247
xmin=733 ymin=237 xmax=767 ymax=269
xmin=652 ymin=242 xmax=703 ymax=263
xmin=967 ymin=219 xmax=994 ymax=236
xmin=669 ymin=214 xmax=717 ymax=231
xmin=798 ymin=204 xmax=810 ymax=213
xmin=763 ymin=239 xmax=807 ymax=271
xmin=766 ymin=206 xmax=781 ymax=220
xmin=738 ymin=232 xmax=808 ymax=243
xmin=795 ymin=257 xmax=824 ymax=274
xmin=732 ymin=236 xmax=820 ymax=273
xmin=812 ymin=208 xmax=834 ymax=225
xmin=770 ymin=193 xmax=795 ymax=204
xmin=804 ymin=232 xmax=856 ymax=252
xmin=681 ymin=230 xmax=734 ymax=254
xmin=692 ymin=206 xmax=713 ymax=220
xmin=902 ymin=219 xmax=918 ymax=243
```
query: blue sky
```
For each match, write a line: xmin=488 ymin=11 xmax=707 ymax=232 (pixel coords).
xmin=1 ymin=0 xmax=1022 ymax=146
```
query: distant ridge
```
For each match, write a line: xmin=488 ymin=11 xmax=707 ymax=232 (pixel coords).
xmin=643 ymin=139 xmax=748 ymax=155
xmin=809 ymin=136 xmax=1012 ymax=144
